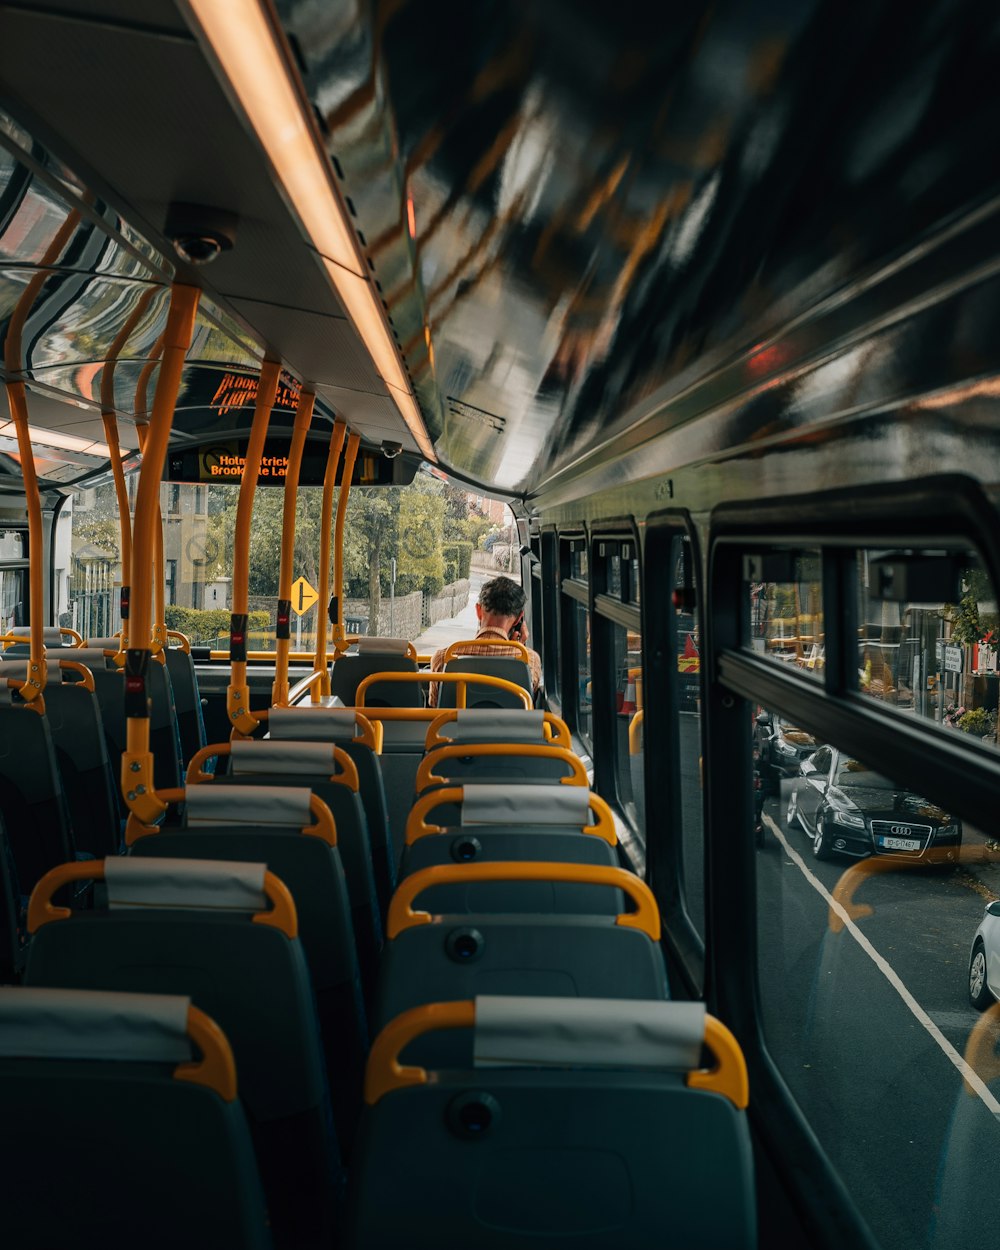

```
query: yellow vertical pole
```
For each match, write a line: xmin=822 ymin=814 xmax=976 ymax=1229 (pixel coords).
xmin=227 ymin=359 xmax=281 ymax=735
xmin=132 ymin=332 xmax=166 ymax=660
xmin=313 ymin=420 xmax=346 ymax=698
xmin=272 ymin=387 xmax=315 ymax=706
xmin=3 ymin=206 xmax=81 ymax=706
xmin=99 ymin=286 xmax=157 ymax=650
xmin=122 ymin=284 xmax=200 ymax=824
xmin=331 ymin=432 xmax=360 ymax=649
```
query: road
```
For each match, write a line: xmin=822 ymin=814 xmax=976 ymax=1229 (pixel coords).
xmin=755 ymin=795 xmax=1000 ymax=1250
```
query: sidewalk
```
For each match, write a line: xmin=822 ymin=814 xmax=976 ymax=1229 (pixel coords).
xmin=412 ymin=568 xmax=486 ymax=655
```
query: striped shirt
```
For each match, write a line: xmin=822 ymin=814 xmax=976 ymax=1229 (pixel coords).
xmin=428 ymin=627 xmax=541 ymax=707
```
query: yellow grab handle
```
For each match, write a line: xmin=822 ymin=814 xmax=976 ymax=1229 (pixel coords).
xmin=58 ymin=660 xmax=95 ymax=691
xmin=175 ymin=1004 xmax=238 ymax=1102
xmin=415 ymin=743 xmax=587 ymax=794
xmin=387 ymin=860 xmax=660 ymax=941
xmin=60 ymin=627 xmax=84 ymax=646
xmin=355 ymin=669 xmax=532 ymax=710
xmin=629 ymin=709 xmax=644 ymax=756
xmin=442 ymin=637 xmax=532 ymax=662
xmin=405 ymin=787 xmax=617 ymax=846
xmin=186 ymin=741 xmax=360 ymax=792
xmin=124 ymin=788 xmax=337 ymax=848
xmin=365 ymin=1001 xmax=748 ymax=1111
xmin=28 ymin=860 xmax=296 ymax=940
xmin=166 ymin=630 xmax=192 ymax=654
xmin=365 ymin=1000 xmax=476 ymax=1105
xmin=424 ymin=708 xmax=571 ymax=750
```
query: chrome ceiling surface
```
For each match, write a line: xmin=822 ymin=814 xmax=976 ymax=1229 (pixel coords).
xmin=0 ymin=0 xmax=998 ymax=499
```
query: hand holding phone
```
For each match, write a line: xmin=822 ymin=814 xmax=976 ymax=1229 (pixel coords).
xmin=508 ymin=613 xmax=525 ymax=642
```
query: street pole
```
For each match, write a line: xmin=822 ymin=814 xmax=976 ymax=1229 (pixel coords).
xmin=390 ymin=557 xmax=397 ymax=635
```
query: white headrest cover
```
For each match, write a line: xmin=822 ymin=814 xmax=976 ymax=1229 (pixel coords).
xmin=72 ymin=648 xmax=117 ymax=666
xmin=356 ymin=636 xmax=411 ymax=655
xmin=269 ymin=705 xmax=359 ymax=743
xmin=86 ymin=637 xmax=121 ymax=649
xmin=230 ymin=738 xmax=338 ymax=777
xmin=185 ymin=784 xmax=313 ymax=829
xmin=9 ymin=626 xmax=64 ymax=645
xmin=0 ymin=658 xmax=63 ymax=678
xmin=443 ymin=709 xmax=545 ymax=744
xmin=105 ymin=855 xmax=267 ymax=912
xmin=474 ymin=997 xmax=706 ymax=1070
xmin=0 ymin=986 xmax=192 ymax=1063
xmin=460 ymin=783 xmax=591 ymax=826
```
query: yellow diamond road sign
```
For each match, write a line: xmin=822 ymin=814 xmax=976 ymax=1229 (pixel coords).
xmin=291 ymin=576 xmax=319 ymax=616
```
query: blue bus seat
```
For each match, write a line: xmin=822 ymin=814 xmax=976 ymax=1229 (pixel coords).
xmin=331 ymin=653 xmax=421 ymax=707
xmin=399 ymin=785 xmax=621 ymax=913
xmin=196 ymin=737 xmax=382 ymax=1002
xmin=25 ymin=856 xmax=340 ymax=1249
xmin=0 ymin=812 xmax=21 ymax=981
xmin=416 ymin=741 xmax=589 ymax=793
xmin=0 ymin=986 xmax=272 ymax=1249
xmin=437 ymin=655 xmax=534 ymax=709
xmin=164 ymin=642 xmax=208 ymax=765
xmin=127 ymin=784 xmax=367 ymax=1152
xmin=268 ymin=705 xmax=395 ymax=916
xmin=346 ymin=997 xmax=756 ymax=1249
xmin=374 ymin=861 xmax=668 ymax=1064
xmin=424 ymin=707 xmax=572 ymax=751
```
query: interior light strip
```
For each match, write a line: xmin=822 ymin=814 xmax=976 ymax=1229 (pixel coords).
xmin=185 ymin=0 xmax=436 ymax=462
xmin=0 ymin=421 xmax=111 ymax=458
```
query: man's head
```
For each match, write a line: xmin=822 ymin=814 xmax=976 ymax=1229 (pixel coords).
xmin=476 ymin=576 xmax=526 ymax=632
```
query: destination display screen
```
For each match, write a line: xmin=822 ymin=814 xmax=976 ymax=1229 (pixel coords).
xmin=165 ymin=439 xmax=417 ymax=487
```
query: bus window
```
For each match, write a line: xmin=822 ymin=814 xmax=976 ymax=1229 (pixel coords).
xmin=747 ymin=550 xmax=824 ymax=679
xmin=574 ymin=601 xmax=592 ymax=746
xmin=612 ymin=621 xmax=644 ymax=837
xmin=856 ymin=547 xmax=999 ymax=752
xmin=675 ymin=535 xmax=705 ymax=942
xmin=753 ymin=712 xmax=992 ymax=1249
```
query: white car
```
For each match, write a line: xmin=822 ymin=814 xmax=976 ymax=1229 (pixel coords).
xmin=968 ymin=901 xmax=1000 ymax=1009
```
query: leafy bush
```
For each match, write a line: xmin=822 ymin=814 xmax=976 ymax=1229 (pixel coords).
xmin=442 ymin=541 xmax=472 ymax=583
xmin=164 ymin=605 xmax=270 ymax=643
xmin=958 ymin=707 xmax=995 ymax=736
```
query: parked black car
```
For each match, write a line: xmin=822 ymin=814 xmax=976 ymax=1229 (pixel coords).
xmin=753 ymin=710 xmax=820 ymax=795
xmin=785 ymin=746 xmax=962 ymax=863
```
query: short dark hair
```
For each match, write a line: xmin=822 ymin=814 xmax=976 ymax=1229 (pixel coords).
xmin=478 ymin=576 xmax=525 ymax=618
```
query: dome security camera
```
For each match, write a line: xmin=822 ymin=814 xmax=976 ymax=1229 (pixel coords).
xmin=164 ymin=202 xmax=237 ymax=267
xmin=381 ymin=440 xmax=403 ymax=459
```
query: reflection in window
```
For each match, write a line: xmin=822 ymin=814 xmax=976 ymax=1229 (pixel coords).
xmin=675 ymin=538 xmax=704 ymax=940
xmin=747 ymin=550 xmax=823 ymax=679
xmin=0 ymin=567 xmax=25 ymax=635
xmin=569 ymin=542 xmax=588 ymax=581
xmin=612 ymin=622 xmax=644 ymax=839
xmin=753 ymin=715 xmax=997 ymax=1248
xmin=857 ymin=549 xmax=999 ymax=751
xmin=574 ymin=601 xmax=592 ymax=745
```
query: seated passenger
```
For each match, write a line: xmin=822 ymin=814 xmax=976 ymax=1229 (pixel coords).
xmin=428 ymin=575 xmax=541 ymax=707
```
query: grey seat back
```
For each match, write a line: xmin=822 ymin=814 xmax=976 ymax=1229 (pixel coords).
xmin=346 ymin=997 xmax=755 ymax=1250
xmin=164 ymin=645 xmax=207 ymax=765
xmin=0 ymin=701 xmax=74 ymax=894
xmin=331 ymin=654 xmax=421 ymax=707
xmin=0 ymin=986 xmax=272 ymax=1249
xmin=85 ymin=658 xmax=183 ymax=798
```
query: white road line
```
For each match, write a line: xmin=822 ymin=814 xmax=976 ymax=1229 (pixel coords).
xmin=764 ymin=812 xmax=1000 ymax=1121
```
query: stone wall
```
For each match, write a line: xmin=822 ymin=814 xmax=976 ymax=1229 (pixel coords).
xmin=426 ymin=578 xmax=470 ymax=627
xmin=342 ymin=590 xmax=424 ymax=640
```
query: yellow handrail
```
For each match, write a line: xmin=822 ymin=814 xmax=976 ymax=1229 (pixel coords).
xmin=227 ymin=359 xmax=281 ymax=736
xmin=330 ymin=431 xmax=360 ymax=647
xmin=355 ymin=669 xmax=532 ymax=710
xmin=313 ymin=419 xmax=347 ymax=698
xmin=121 ymin=284 xmax=201 ymax=825
xmin=424 ymin=708 xmax=572 ymax=750
xmin=442 ymin=637 xmax=532 ymax=662
xmin=272 ymin=388 xmax=316 ymax=706
xmin=415 ymin=742 xmax=588 ymax=793
xmin=287 ymin=668 xmax=326 ymax=705
xmin=405 ymin=786 xmax=617 ymax=846
xmin=629 ymin=708 xmax=644 ymax=756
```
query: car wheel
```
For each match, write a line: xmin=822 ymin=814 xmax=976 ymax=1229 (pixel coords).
xmin=812 ymin=815 xmax=834 ymax=862
xmin=969 ymin=940 xmax=993 ymax=1011
xmin=785 ymin=791 xmax=798 ymax=831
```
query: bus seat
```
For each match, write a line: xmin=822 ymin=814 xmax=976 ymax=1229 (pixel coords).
xmin=269 ymin=706 xmax=395 ymax=917
xmin=0 ymin=812 xmax=21 ymax=982
xmin=437 ymin=656 xmax=534 ymax=709
xmin=0 ymin=986 xmax=272 ymax=1249
xmin=346 ymin=997 xmax=755 ymax=1249
xmin=128 ymin=784 xmax=367 ymax=1151
xmin=203 ymin=737 xmax=383 ymax=1000
xmin=416 ymin=742 xmax=588 ymax=792
xmin=164 ymin=643 xmax=208 ymax=766
xmin=25 ymin=857 xmax=341 ymax=1249
xmin=4 ymin=625 xmax=66 ymax=650
xmin=374 ymin=862 xmax=668 ymax=1064
xmin=0 ymin=700 xmax=75 ymax=895
xmin=355 ymin=636 xmax=413 ymax=655
xmin=82 ymin=657 xmax=183 ymax=797
xmin=330 ymin=653 xmax=421 ymax=707
xmin=399 ymin=785 xmax=621 ymax=913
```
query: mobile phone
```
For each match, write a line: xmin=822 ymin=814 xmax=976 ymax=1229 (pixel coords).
xmin=508 ymin=614 xmax=524 ymax=640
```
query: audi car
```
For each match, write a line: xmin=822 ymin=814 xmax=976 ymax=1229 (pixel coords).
xmin=785 ymin=746 xmax=962 ymax=863
xmin=969 ymin=901 xmax=1000 ymax=1009
xmin=753 ymin=710 xmax=820 ymax=794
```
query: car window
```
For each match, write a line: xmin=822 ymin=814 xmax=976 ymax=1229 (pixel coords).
xmin=833 ymin=758 xmax=896 ymax=790
xmin=808 ymin=746 xmax=832 ymax=773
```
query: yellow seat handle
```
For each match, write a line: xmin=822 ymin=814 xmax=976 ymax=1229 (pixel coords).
xmin=442 ymin=637 xmax=532 ymax=663
xmin=424 ymin=708 xmax=570 ymax=749
xmin=186 ymin=741 xmax=360 ymax=792
xmin=415 ymin=743 xmax=587 ymax=793
xmin=365 ymin=1001 xmax=749 ymax=1110
xmin=405 ymin=786 xmax=617 ymax=846
xmin=28 ymin=859 xmax=298 ymax=939
xmin=175 ymin=1004 xmax=238 ymax=1102
xmin=355 ymin=669 xmax=532 ymax=710
xmin=387 ymin=860 xmax=660 ymax=940
xmin=124 ymin=789 xmax=337 ymax=848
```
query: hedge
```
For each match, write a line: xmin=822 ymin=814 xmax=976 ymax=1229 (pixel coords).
xmin=442 ymin=541 xmax=472 ymax=584
xmin=164 ymin=605 xmax=271 ymax=643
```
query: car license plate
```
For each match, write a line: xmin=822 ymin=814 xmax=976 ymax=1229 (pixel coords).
xmin=879 ymin=835 xmax=921 ymax=851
